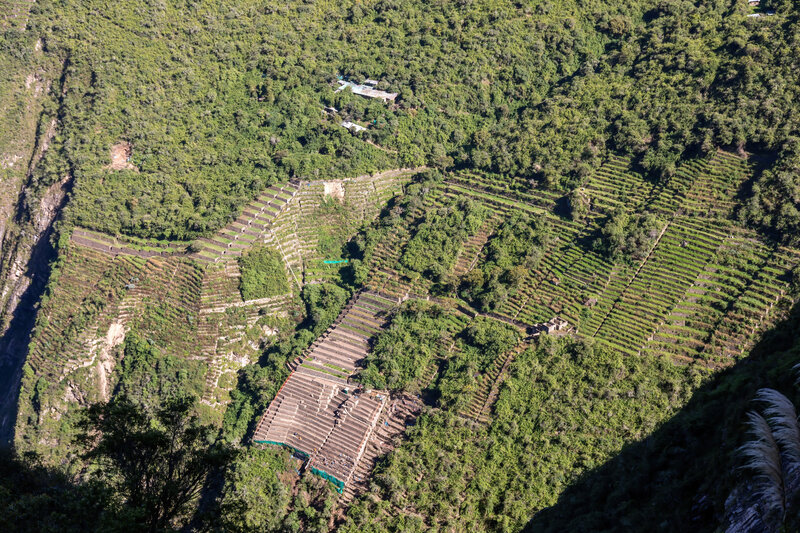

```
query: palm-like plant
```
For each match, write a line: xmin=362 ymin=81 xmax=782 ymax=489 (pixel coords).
xmin=740 ymin=388 xmax=800 ymax=526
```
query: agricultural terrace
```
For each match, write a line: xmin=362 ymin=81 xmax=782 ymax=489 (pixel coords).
xmin=15 ymin=152 xmax=800 ymax=505
xmin=311 ymin=152 xmax=800 ymax=528
xmin=13 ymin=169 xmax=415 ymax=460
xmin=360 ymin=151 xmax=799 ymax=369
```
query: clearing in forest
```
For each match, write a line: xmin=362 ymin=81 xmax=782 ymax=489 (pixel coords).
xmin=107 ymin=142 xmax=138 ymax=171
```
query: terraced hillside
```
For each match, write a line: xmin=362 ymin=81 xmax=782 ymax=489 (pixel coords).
xmin=0 ymin=0 xmax=35 ymax=30
xmin=266 ymin=151 xmax=795 ymax=523
xmin=253 ymin=285 xmax=524 ymax=502
xmin=243 ymin=151 xmax=800 ymax=509
xmin=13 ymin=169 xmax=415 ymax=459
xmin=253 ymin=291 xmax=416 ymax=497
xmin=365 ymin=152 xmax=799 ymax=371
xmin=14 ymin=150 xmax=800 ymax=511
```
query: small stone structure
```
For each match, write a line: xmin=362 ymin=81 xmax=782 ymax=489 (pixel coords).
xmin=335 ymin=80 xmax=398 ymax=103
xmin=527 ymin=316 xmax=570 ymax=337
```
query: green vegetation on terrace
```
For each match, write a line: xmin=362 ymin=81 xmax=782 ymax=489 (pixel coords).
xmin=239 ymin=246 xmax=290 ymax=300
xmin=345 ymin=170 xmax=445 ymax=277
xmin=342 ymin=335 xmax=697 ymax=532
xmin=460 ymin=212 xmax=552 ymax=312
xmin=301 ymin=283 xmax=349 ymax=336
xmin=314 ymin=197 xmax=353 ymax=259
xmin=400 ymin=197 xmax=488 ymax=281
xmin=358 ymin=300 xmax=452 ymax=392
xmin=116 ymin=334 xmax=206 ymax=412
xmin=593 ymin=209 xmax=664 ymax=264
xmin=436 ymin=317 xmax=520 ymax=412
xmin=359 ymin=300 xmax=519 ymax=412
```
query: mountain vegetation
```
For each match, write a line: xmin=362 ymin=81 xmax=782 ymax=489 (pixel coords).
xmin=238 ymin=246 xmax=289 ymax=300
xmin=1 ymin=0 xmax=800 ymax=531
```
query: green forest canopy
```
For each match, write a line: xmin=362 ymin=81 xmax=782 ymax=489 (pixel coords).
xmin=2 ymin=0 xmax=795 ymax=241
xmin=3 ymin=0 xmax=800 ymax=530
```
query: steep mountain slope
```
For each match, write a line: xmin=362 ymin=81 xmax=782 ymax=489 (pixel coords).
xmin=1 ymin=0 xmax=800 ymax=531
xmin=13 ymin=170 xmax=414 ymax=461
xmin=0 ymin=28 xmax=66 ymax=443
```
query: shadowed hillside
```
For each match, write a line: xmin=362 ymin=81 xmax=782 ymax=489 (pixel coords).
xmin=525 ymin=300 xmax=800 ymax=532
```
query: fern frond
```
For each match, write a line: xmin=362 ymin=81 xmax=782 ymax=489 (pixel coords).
xmin=739 ymin=410 xmax=786 ymax=518
xmin=757 ymin=388 xmax=800 ymax=467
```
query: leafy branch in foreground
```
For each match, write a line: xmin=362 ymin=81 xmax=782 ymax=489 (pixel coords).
xmin=77 ymin=395 xmax=233 ymax=532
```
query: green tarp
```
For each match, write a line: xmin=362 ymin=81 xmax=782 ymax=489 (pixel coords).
xmin=255 ymin=441 xmax=345 ymax=493
xmin=310 ymin=466 xmax=345 ymax=493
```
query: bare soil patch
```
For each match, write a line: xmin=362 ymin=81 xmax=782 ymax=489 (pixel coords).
xmin=323 ymin=180 xmax=345 ymax=202
xmin=96 ymin=321 xmax=126 ymax=400
xmin=107 ymin=142 xmax=138 ymax=171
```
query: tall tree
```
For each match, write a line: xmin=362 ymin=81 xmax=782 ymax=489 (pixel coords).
xmin=77 ymin=395 xmax=232 ymax=532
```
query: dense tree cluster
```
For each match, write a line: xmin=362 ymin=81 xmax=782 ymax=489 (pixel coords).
xmin=216 ymin=448 xmax=335 ymax=533
xmin=0 ymin=451 xmax=112 ymax=533
xmin=529 ymin=300 xmax=800 ymax=532
xmin=359 ymin=300 xmax=451 ymax=392
xmin=238 ymin=246 xmax=290 ymax=301
xmin=460 ymin=212 xmax=552 ymax=311
xmin=301 ymin=283 xmax=349 ymax=336
xmin=401 ymin=198 xmax=487 ymax=281
xmin=78 ymin=395 xmax=233 ymax=532
xmin=741 ymin=138 xmax=800 ymax=246
xmin=437 ymin=317 xmax=519 ymax=411
xmin=593 ymin=209 xmax=664 ymax=264
xmin=4 ymin=0 xmax=800 ymax=241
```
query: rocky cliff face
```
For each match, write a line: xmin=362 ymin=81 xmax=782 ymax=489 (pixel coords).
xmin=0 ymin=44 xmax=64 ymax=444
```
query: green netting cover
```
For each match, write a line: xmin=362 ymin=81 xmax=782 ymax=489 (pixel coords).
xmin=310 ymin=466 xmax=345 ymax=493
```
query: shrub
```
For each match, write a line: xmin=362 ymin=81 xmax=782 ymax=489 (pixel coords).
xmin=401 ymin=198 xmax=487 ymax=280
xmin=239 ymin=247 xmax=290 ymax=301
